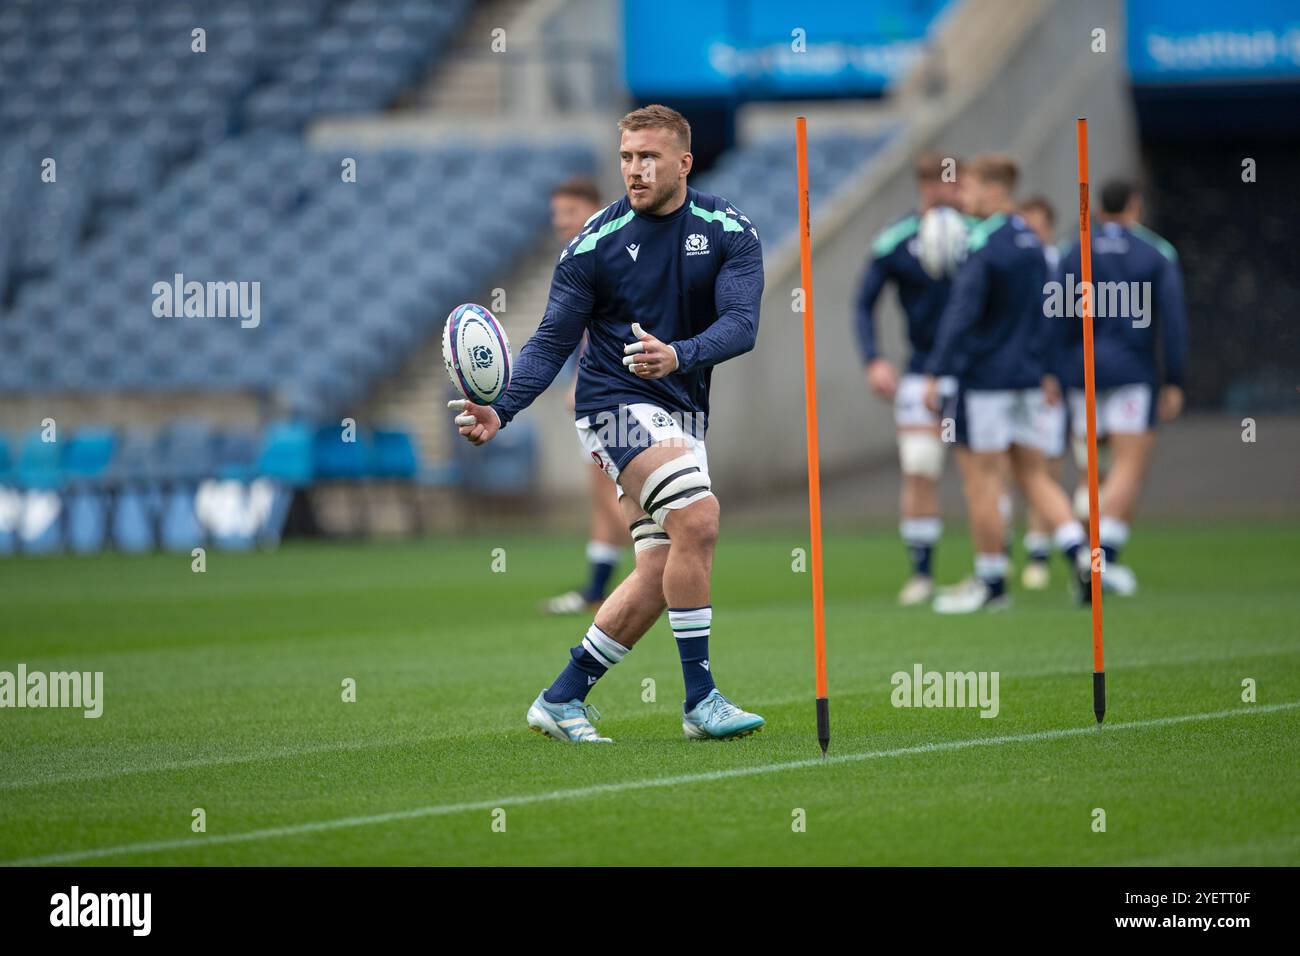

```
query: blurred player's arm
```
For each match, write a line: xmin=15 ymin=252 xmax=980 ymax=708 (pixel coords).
xmin=1156 ymin=255 xmax=1189 ymax=420
xmin=458 ymin=250 xmax=592 ymax=442
xmin=922 ymin=253 xmax=990 ymax=409
xmin=1042 ymin=244 xmax=1076 ymax=405
xmin=853 ymin=256 xmax=897 ymax=399
xmin=492 ymin=249 xmax=594 ymax=428
xmin=668 ymin=226 xmax=764 ymax=373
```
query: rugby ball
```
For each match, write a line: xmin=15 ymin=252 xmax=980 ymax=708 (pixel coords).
xmin=442 ymin=303 xmax=511 ymax=404
xmin=916 ymin=206 xmax=969 ymax=279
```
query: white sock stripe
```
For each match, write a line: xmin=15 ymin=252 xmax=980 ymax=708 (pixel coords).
xmin=585 ymin=541 xmax=622 ymax=564
xmin=668 ymin=607 xmax=712 ymax=630
xmin=1098 ymin=516 xmax=1129 ymax=547
xmin=584 ymin=625 xmax=628 ymax=664
xmin=1023 ymin=531 xmax=1051 ymax=551
xmin=1053 ymin=521 xmax=1086 ymax=551
xmin=899 ymin=517 xmax=942 ymax=544
xmin=974 ymin=552 xmax=1009 ymax=578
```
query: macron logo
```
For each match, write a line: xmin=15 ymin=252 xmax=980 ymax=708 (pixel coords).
xmin=701 ymin=660 xmax=710 ymax=671
xmin=625 ymin=243 xmax=640 ymax=262
xmin=587 ymin=676 xmax=599 ymax=685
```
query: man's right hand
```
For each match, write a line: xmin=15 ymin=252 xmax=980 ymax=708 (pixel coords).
xmin=449 ymin=399 xmax=500 ymax=446
xmin=865 ymin=358 xmax=898 ymax=400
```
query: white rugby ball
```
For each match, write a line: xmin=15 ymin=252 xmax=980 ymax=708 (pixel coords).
xmin=442 ymin=303 xmax=512 ymax=404
xmin=916 ymin=206 xmax=969 ymax=279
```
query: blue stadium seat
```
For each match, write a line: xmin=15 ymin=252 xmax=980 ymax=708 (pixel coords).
xmin=62 ymin=428 xmax=117 ymax=487
xmin=16 ymin=428 xmax=61 ymax=490
xmin=313 ymin=424 xmax=374 ymax=480
xmin=372 ymin=430 xmax=419 ymax=480
xmin=257 ymin=422 xmax=314 ymax=486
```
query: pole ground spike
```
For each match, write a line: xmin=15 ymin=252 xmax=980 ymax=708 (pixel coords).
xmin=816 ymin=697 xmax=830 ymax=756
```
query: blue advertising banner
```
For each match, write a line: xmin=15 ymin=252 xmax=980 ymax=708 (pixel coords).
xmin=1127 ymin=0 xmax=1300 ymax=84
xmin=624 ymin=0 xmax=952 ymax=97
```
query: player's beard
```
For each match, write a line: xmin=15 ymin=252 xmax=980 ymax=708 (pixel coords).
xmin=630 ymin=177 xmax=679 ymax=215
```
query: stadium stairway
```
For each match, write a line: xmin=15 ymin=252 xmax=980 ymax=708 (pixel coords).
xmin=399 ymin=0 xmax=536 ymax=115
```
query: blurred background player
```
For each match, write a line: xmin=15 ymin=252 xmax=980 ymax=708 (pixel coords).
xmin=1050 ymin=179 xmax=1188 ymax=596
xmin=924 ymin=155 xmax=1090 ymax=613
xmin=1015 ymin=195 xmax=1067 ymax=590
xmin=853 ymin=153 xmax=963 ymax=606
xmin=451 ymin=105 xmax=766 ymax=743
xmin=541 ymin=177 xmax=630 ymax=615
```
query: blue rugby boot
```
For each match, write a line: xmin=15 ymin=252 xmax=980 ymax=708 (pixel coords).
xmin=527 ymin=691 xmax=612 ymax=743
xmin=682 ymin=689 xmax=765 ymax=740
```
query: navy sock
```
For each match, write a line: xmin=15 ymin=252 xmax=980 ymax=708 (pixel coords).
xmin=580 ymin=542 xmax=620 ymax=602
xmin=900 ymin=518 xmax=941 ymax=579
xmin=669 ymin=606 xmax=716 ymax=710
xmin=974 ymin=553 xmax=1008 ymax=599
xmin=543 ymin=624 xmax=628 ymax=703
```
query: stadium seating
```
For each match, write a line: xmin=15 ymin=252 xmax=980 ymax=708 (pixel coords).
xmin=1 ymin=135 xmax=593 ymax=415
xmin=0 ymin=0 xmax=472 ymax=302
xmin=0 ymin=421 xmax=424 ymax=556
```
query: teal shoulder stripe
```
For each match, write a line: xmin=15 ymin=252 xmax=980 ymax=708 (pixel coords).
xmin=689 ymin=201 xmax=743 ymax=232
xmin=583 ymin=203 xmax=615 ymax=228
xmin=1128 ymin=222 xmax=1178 ymax=262
xmin=871 ymin=215 xmax=919 ymax=256
xmin=573 ymin=210 xmax=635 ymax=255
xmin=967 ymin=213 xmax=1007 ymax=252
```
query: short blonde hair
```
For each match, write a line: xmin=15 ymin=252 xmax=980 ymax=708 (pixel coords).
xmin=968 ymin=153 xmax=1019 ymax=191
xmin=618 ymin=104 xmax=691 ymax=151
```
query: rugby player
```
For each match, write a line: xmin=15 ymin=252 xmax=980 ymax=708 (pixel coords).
xmin=540 ymin=177 xmax=630 ymax=616
xmin=853 ymin=153 xmax=963 ymax=605
xmin=450 ymin=105 xmax=766 ymax=742
xmin=923 ymin=155 xmax=1090 ymax=612
xmin=1016 ymin=195 xmax=1068 ymax=590
xmin=1050 ymin=179 xmax=1188 ymax=595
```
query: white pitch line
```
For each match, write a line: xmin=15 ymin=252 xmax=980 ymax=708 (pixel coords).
xmin=5 ymin=701 xmax=1295 ymax=867
xmin=7 ymin=645 xmax=1293 ymax=792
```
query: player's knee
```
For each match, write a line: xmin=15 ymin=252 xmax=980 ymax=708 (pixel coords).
xmin=630 ymin=555 xmax=668 ymax=606
xmin=664 ymin=496 xmax=719 ymax=551
xmin=898 ymin=431 xmax=945 ymax=479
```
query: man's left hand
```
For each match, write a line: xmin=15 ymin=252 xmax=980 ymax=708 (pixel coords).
xmin=623 ymin=322 xmax=679 ymax=380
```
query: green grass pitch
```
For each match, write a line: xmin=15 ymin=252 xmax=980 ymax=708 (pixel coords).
xmin=1 ymin=521 xmax=1297 ymax=866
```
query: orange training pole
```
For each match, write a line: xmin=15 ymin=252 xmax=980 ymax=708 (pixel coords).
xmin=1076 ymin=117 xmax=1106 ymax=723
xmin=795 ymin=116 xmax=831 ymax=754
